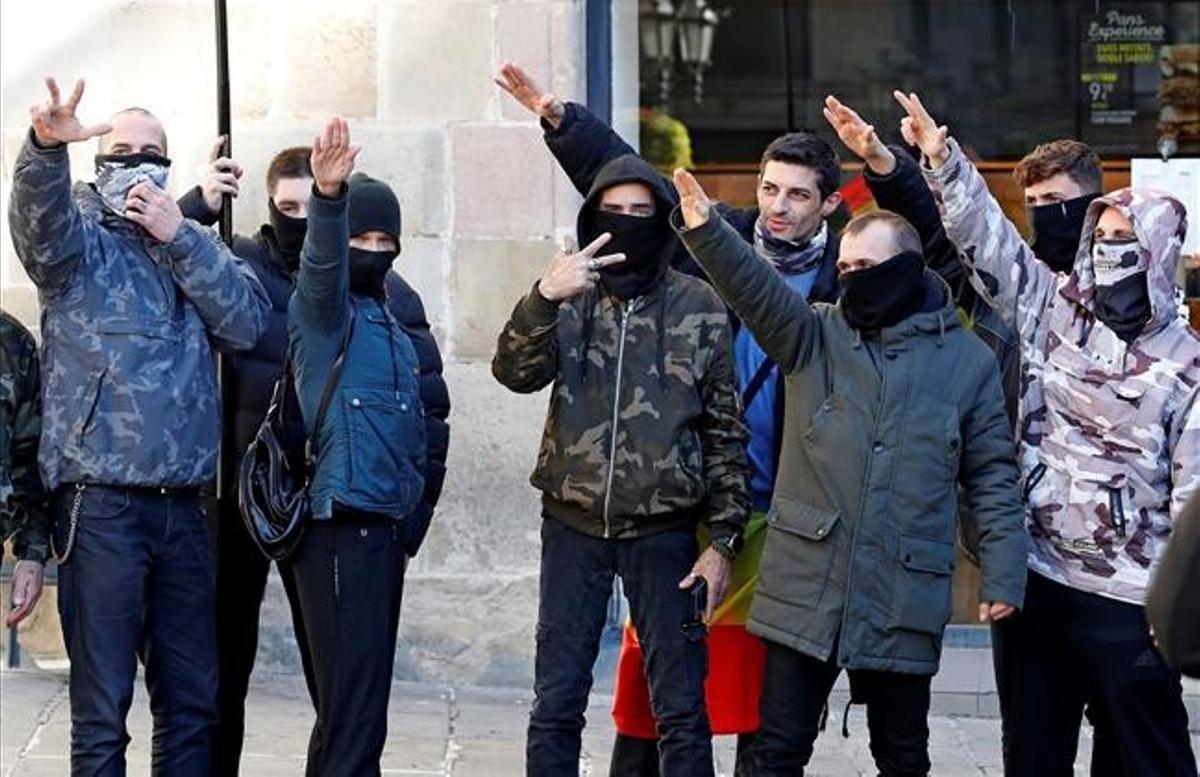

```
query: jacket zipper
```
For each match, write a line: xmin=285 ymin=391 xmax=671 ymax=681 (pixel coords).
xmin=839 ymin=332 xmax=886 ymax=664
xmin=602 ymin=301 xmax=633 ymax=538
xmin=1108 ymin=487 xmax=1127 ymax=539
xmin=374 ymin=300 xmax=402 ymax=399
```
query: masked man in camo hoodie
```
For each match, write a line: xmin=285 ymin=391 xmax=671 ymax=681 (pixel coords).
xmin=902 ymin=91 xmax=1199 ymax=776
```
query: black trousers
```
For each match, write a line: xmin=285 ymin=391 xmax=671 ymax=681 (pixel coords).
xmin=527 ymin=518 xmax=712 ymax=777
xmin=748 ymin=639 xmax=932 ymax=777
xmin=609 ymin=731 xmax=756 ymax=777
xmin=207 ymin=498 xmax=313 ymax=776
xmin=290 ymin=515 xmax=407 ymax=777
xmin=56 ymin=485 xmax=218 ymax=777
xmin=993 ymin=571 xmax=1197 ymax=776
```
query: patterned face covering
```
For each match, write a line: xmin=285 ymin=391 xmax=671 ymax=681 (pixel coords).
xmin=94 ymin=152 xmax=171 ymax=215
xmin=1092 ymin=238 xmax=1152 ymax=342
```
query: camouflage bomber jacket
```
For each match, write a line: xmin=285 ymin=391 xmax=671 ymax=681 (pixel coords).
xmin=492 ymin=271 xmax=750 ymax=543
xmin=0 ymin=310 xmax=49 ymax=562
xmin=925 ymin=139 xmax=1200 ymax=605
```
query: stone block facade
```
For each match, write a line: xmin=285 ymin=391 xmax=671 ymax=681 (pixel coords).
xmin=0 ymin=0 xmax=637 ymax=688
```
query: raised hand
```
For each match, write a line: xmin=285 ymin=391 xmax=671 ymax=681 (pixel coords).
xmin=29 ymin=77 xmax=112 ymax=148
xmin=310 ymin=117 xmax=361 ymax=198
xmin=893 ymin=91 xmax=950 ymax=167
xmin=823 ymin=95 xmax=896 ymax=176
xmin=124 ymin=181 xmax=184 ymax=243
xmin=494 ymin=61 xmax=566 ymax=129
xmin=672 ymin=168 xmax=712 ymax=229
xmin=200 ymin=135 xmax=244 ymax=213
xmin=537 ymin=233 xmax=625 ymax=302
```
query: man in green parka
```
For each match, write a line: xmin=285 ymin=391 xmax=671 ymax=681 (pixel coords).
xmin=672 ymin=169 xmax=1028 ymax=776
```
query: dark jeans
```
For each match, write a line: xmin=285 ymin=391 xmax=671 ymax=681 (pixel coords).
xmin=56 ymin=484 xmax=218 ymax=777
xmin=290 ymin=515 xmax=407 ymax=777
xmin=207 ymin=498 xmax=313 ymax=776
xmin=993 ymin=571 xmax=1197 ymax=776
xmin=748 ymin=639 xmax=932 ymax=777
xmin=610 ymin=732 xmax=756 ymax=777
xmin=527 ymin=517 xmax=712 ymax=777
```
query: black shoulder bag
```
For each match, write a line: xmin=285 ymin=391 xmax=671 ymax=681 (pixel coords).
xmin=239 ymin=314 xmax=355 ymax=560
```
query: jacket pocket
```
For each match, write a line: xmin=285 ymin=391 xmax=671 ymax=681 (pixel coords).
xmin=343 ymin=387 xmax=426 ymax=514
xmin=889 ymin=534 xmax=955 ymax=636
xmin=758 ymin=496 xmax=842 ymax=610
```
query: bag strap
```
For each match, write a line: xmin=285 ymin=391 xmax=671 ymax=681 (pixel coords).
xmin=741 ymin=356 xmax=777 ymax=409
xmin=304 ymin=310 xmax=357 ymax=471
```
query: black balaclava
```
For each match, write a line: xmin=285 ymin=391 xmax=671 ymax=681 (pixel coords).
xmin=1092 ymin=238 xmax=1152 ymax=343
xmin=267 ymin=198 xmax=306 ymax=270
xmin=839 ymin=250 xmax=927 ymax=331
xmin=583 ymin=210 xmax=671 ymax=301
xmin=1028 ymin=193 xmax=1099 ymax=274
xmin=347 ymin=173 xmax=402 ymax=301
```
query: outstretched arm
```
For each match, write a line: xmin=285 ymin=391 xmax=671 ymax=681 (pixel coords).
xmin=8 ymin=78 xmax=112 ymax=298
xmin=292 ymin=117 xmax=361 ymax=338
xmin=673 ymin=169 xmax=818 ymax=374
xmin=896 ymin=91 xmax=1056 ymax=342
xmin=495 ymin=62 xmax=639 ymax=197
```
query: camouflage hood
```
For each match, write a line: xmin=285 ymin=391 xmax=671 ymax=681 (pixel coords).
xmin=1064 ymin=187 xmax=1188 ymax=333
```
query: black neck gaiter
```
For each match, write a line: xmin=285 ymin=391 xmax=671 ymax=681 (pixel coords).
xmin=1028 ymin=193 xmax=1099 ymax=274
xmin=586 ymin=210 xmax=671 ymax=301
xmin=348 ymin=248 xmax=396 ymax=301
xmin=1094 ymin=273 xmax=1151 ymax=343
xmin=268 ymin=199 xmax=307 ymax=269
xmin=839 ymin=251 xmax=927 ymax=331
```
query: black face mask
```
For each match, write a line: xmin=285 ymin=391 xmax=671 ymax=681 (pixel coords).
xmin=268 ymin=199 xmax=307 ymax=270
xmin=586 ymin=210 xmax=670 ymax=301
xmin=1028 ymin=193 xmax=1098 ymax=274
xmin=348 ymin=247 xmax=396 ymax=301
xmin=838 ymin=251 xmax=927 ymax=331
xmin=1094 ymin=271 xmax=1151 ymax=343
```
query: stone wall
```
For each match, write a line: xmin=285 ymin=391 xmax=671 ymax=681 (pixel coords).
xmin=0 ymin=0 xmax=635 ymax=688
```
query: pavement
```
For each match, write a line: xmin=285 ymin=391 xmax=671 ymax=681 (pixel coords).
xmin=4 ymin=668 xmax=1198 ymax=776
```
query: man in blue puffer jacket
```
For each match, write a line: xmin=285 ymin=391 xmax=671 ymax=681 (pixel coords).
xmin=286 ymin=116 xmax=427 ymax=777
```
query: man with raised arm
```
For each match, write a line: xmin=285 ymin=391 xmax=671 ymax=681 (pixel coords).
xmin=8 ymin=76 xmax=268 ymax=775
xmin=902 ymin=91 xmax=1198 ymax=775
xmin=671 ymin=167 xmax=1027 ymax=776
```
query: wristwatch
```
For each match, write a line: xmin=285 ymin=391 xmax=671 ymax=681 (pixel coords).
xmin=710 ymin=533 xmax=742 ymax=562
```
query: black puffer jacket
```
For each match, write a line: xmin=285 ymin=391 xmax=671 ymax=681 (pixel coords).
xmin=179 ymin=188 xmax=451 ymax=554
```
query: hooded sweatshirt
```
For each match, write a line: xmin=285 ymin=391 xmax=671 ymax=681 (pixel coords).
xmin=925 ymin=140 xmax=1200 ymax=605
xmin=492 ymin=154 xmax=749 ymax=544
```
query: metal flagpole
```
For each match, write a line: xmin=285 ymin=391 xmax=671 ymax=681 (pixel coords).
xmin=214 ymin=0 xmax=234 ymax=502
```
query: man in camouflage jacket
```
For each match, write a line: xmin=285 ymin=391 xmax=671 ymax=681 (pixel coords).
xmin=493 ymin=153 xmax=750 ymax=777
xmin=8 ymin=78 xmax=268 ymax=776
xmin=906 ymin=93 xmax=1199 ymax=775
xmin=1 ymin=310 xmax=49 ymax=627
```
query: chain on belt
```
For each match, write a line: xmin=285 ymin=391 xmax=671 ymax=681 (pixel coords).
xmin=50 ymin=483 xmax=85 ymax=565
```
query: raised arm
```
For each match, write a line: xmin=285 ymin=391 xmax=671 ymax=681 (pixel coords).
xmin=8 ymin=78 xmax=112 ymax=298
xmin=896 ymin=91 xmax=1057 ymax=342
xmin=672 ymin=169 xmax=819 ymax=374
xmin=824 ymin=95 xmax=973 ymax=298
xmin=496 ymin=62 xmax=638 ymax=198
xmin=292 ymin=117 xmax=360 ymax=337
